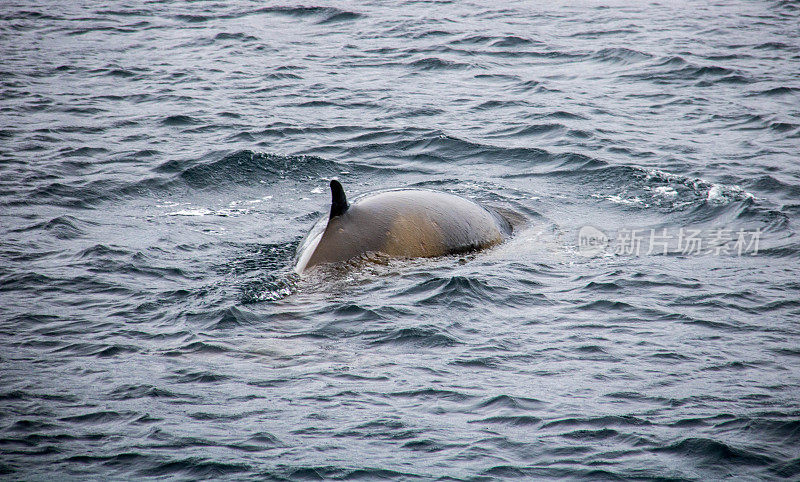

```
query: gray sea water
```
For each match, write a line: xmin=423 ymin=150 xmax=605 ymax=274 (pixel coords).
xmin=2 ymin=0 xmax=800 ymax=479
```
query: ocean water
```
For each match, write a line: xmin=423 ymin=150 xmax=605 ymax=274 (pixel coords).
xmin=1 ymin=0 xmax=799 ymax=479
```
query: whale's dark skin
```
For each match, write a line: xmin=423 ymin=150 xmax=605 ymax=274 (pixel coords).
xmin=294 ymin=180 xmax=512 ymax=273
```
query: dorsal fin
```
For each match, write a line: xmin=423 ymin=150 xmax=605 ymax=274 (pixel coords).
xmin=329 ymin=179 xmax=349 ymax=219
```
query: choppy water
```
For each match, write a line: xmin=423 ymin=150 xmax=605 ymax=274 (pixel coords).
xmin=2 ymin=0 xmax=800 ymax=479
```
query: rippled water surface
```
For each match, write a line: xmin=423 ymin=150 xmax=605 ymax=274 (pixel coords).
xmin=2 ymin=0 xmax=800 ymax=479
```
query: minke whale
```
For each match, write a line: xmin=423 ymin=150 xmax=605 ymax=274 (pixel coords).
xmin=294 ymin=180 xmax=512 ymax=273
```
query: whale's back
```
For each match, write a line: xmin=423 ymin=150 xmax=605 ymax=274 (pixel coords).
xmin=295 ymin=185 xmax=511 ymax=273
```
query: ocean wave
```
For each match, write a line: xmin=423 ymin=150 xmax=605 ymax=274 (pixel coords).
xmin=652 ymin=437 xmax=775 ymax=466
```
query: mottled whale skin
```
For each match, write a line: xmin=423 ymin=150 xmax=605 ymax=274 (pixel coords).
xmin=294 ymin=180 xmax=512 ymax=273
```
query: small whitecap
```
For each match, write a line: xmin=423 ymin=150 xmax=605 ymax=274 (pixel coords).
xmin=167 ymin=207 xmax=213 ymax=216
xmin=607 ymin=194 xmax=645 ymax=206
xmin=706 ymin=184 xmax=755 ymax=205
xmin=311 ymin=186 xmax=323 ymax=194
xmin=653 ymin=186 xmax=678 ymax=199
xmin=707 ymin=184 xmax=726 ymax=204
xmin=215 ymin=208 xmax=249 ymax=217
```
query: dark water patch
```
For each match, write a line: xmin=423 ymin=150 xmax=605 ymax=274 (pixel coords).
xmin=490 ymin=36 xmax=539 ymax=47
xmin=106 ymin=68 xmax=136 ymax=78
xmin=475 ymin=394 xmax=545 ymax=410
xmin=173 ymin=14 xmax=213 ymax=23
xmin=59 ymin=411 xmax=131 ymax=425
xmin=214 ymin=32 xmax=258 ymax=42
xmin=8 ymin=214 xmax=95 ymax=240
xmin=696 ymin=74 xmax=751 ymax=86
xmin=538 ymin=110 xmax=588 ymax=120
xmin=93 ymin=344 xmax=140 ymax=357
xmin=253 ymin=5 xmax=363 ymax=24
xmin=175 ymin=151 xmax=338 ymax=190
xmin=771 ymin=347 xmax=800 ymax=358
xmin=720 ymin=418 xmax=800 ymax=445
xmin=394 ymin=275 xmax=505 ymax=307
xmin=592 ymin=47 xmax=653 ymax=64
xmin=329 ymin=304 xmax=384 ymax=323
xmin=93 ymin=8 xmax=152 ymax=16
xmin=162 ymin=341 xmax=231 ymax=357
xmin=75 ymin=244 xmax=129 ymax=259
xmin=605 ymin=391 xmax=685 ymax=407
xmin=336 ymin=418 xmax=421 ymax=440
xmin=295 ymin=100 xmax=337 ymax=108
xmin=0 ymin=390 xmax=78 ymax=404
xmin=473 ymin=73 xmax=521 ymax=82
xmin=316 ymin=10 xmax=362 ymax=24
xmin=645 ymin=352 xmax=692 ymax=362
xmin=480 ymin=465 xmax=643 ymax=479
xmin=137 ymin=457 xmax=251 ymax=478
xmin=264 ymin=72 xmax=302 ymax=80
xmin=41 ymin=215 xmax=87 ymax=239
xmin=493 ymin=123 xmax=565 ymax=137
xmin=667 ymin=415 xmax=735 ymax=428
xmin=703 ymin=361 xmax=761 ymax=372
xmin=20 ymin=181 xmax=112 ymax=209
xmin=385 ymin=106 xmax=444 ymax=119
xmin=542 ymin=416 xmax=653 ymax=430
xmin=412 ymin=29 xmax=451 ymax=39
xmin=652 ymin=437 xmax=775 ymax=466
xmin=576 ymin=299 xmax=637 ymax=313
xmin=191 ymin=306 xmax=259 ymax=330
xmin=401 ymin=438 xmax=450 ymax=452
xmin=450 ymin=356 xmax=504 ymax=369
xmin=107 ymin=384 xmax=196 ymax=401
xmin=470 ymin=415 xmax=542 ymax=426
xmin=450 ymin=35 xmax=494 ymax=45
xmin=754 ymin=41 xmax=797 ymax=51
xmin=388 ymin=388 xmax=474 ymax=403
xmin=0 ymin=272 xmax=56 ymax=294
xmin=623 ymin=57 xmax=747 ymax=84
xmin=369 ymin=326 xmax=462 ymax=348
xmin=2 ymin=10 xmax=60 ymax=20
xmin=750 ymin=86 xmax=800 ymax=96
xmin=408 ymin=57 xmax=470 ymax=70
xmin=168 ymin=369 xmax=230 ymax=384
xmin=49 ymin=342 xmax=136 ymax=358
xmin=574 ymin=345 xmax=607 ymax=354
xmin=62 ymin=452 xmax=149 ymax=470
xmin=561 ymin=428 xmax=620 ymax=440
xmin=473 ymin=99 xmax=530 ymax=110
xmin=161 ymin=115 xmax=200 ymax=126
xmin=5 ymin=420 xmax=59 ymax=432
xmin=581 ymin=281 xmax=621 ymax=292
xmin=772 ymin=458 xmax=800 ymax=478
xmin=85 ymin=259 xmax=190 ymax=283
xmin=189 ymin=412 xmax=246 ymax=421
